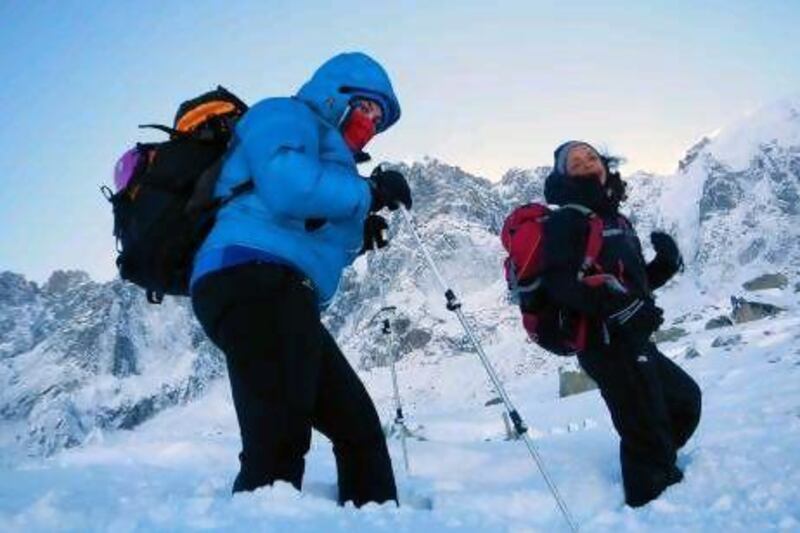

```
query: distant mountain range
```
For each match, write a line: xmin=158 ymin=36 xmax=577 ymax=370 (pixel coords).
xmin=2 ymin=98 xmax=798 ymax=457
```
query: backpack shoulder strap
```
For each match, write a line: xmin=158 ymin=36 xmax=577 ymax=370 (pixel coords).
xmin=223 ymin=179 xmax=254 ymax=203
xmin=138 ymin=123 xmax=223 ymax=143
xmin=138 ymin=123 xmax=186 ymax=137
xmin=186 ymin=155 xmax=254 ymax=214
xmin=583 ymin=215 xmax=604 ymax=270
xmin=229 ymin=180 xmax=253 ymax=195
xmin=560 ymin=203 xmax=594 ymax=217
xmin=557 ymin=204 xmax=604 ymax=275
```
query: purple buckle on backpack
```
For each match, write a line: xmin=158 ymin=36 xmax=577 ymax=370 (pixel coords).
xmin=114 ymin=147 xmax=144 ymax=191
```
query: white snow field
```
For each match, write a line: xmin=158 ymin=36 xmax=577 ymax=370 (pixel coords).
xmin=1 ymin=287 xmax=798 ymax=532
xmin=2 ymin=97 xmax=799 ymax=531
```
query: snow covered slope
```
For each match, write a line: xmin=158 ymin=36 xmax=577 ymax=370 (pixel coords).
xmin=0 ymin=158 xmax=560 ymax=457
xmin=0 ymin=97 xmax=799 ymax=530
xmin=660 ymin=97 xmax=800 ymax=289
xmin=0 ymin=271 xmax=223 ymax=456
xmin=1 ymin=296 xmax=798 ymax=531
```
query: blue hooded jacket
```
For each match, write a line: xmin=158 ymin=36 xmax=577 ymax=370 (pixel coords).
xmin=191 ymin=53 xmax=401 ymax=307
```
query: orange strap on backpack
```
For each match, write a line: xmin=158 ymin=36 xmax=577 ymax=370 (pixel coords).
xmin=175 ymin=100 xmax=239 ymax=133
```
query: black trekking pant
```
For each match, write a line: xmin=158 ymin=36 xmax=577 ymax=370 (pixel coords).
xmin=578 ymin=341 xmax=701 ymax=507
xmin=191 ymin=262 xmax=397 ymax=507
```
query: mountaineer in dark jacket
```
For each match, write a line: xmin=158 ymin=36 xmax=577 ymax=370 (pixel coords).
xmin=191 ymin=52 xmax=411 ymax=507
xmin=541 ymin=140 xmax=702 ymax=507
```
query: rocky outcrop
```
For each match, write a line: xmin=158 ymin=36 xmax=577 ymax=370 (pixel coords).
xmin=712 ymin=334 xmax=743 ymax=348
xmin=731 ymin=297 xmax=784 ymax=324
xmin=0 ymin=273 xmax=223 ymax=456
xmin=653 ymin=327 xmax=689 ymax=344
xmin=559 ymin=369 xmax=598 ymax=398
xmin=742 ymin=273 xmax=789 ymax=291
xmin=706 ymin=316 xmax=734 ymax=330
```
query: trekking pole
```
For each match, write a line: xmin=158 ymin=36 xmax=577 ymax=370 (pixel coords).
xmin=371 ymin=240 xmax=412 ymax=475
xmin=383 ymin=307 xmax=412 ymax=474
xmin=398 ymin=206 xmax=579 ymax=533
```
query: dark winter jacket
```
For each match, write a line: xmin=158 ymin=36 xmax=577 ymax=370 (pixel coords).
xmin=539 ymin=172 xmax=678 ymax=347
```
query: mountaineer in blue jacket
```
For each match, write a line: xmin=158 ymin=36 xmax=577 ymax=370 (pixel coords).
xmin=190 ymin=52 xmax=411 ymax=507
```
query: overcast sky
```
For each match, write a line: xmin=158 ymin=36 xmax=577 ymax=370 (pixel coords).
xmin=1 ymin=0 xmax=798 ymax=282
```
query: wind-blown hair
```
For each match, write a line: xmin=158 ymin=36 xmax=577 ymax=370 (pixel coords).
xmin=600 ymin=153 xmax=628 ymax=205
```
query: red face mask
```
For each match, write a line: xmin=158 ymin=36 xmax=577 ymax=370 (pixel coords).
xmin=341 ymin=106 xmax=378 ymax=153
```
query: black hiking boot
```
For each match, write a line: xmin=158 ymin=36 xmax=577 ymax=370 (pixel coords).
xmin=625 ymin=465 xmax=684 ymax=508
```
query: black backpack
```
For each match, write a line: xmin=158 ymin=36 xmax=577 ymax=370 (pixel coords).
xmin=103 ymin=86 xmax=251 ymax=304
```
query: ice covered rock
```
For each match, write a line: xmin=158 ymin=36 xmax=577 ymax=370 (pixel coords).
xmin=712 ymin=334 xmax=743 ymax=348
xmin=653 ymin=327 xmax=689 ymax=344
xmin=559 ymin=368 xmax=598 ymax=398
xmin=705 ymin=315 xmax=734 ymax=330
xmin=685 ymin=346 xmax=703 ymax=359
xmin=731 ymin=296 xmax=784 ymax=323
xmin=742 ymin=273 xmax=789 ymax=291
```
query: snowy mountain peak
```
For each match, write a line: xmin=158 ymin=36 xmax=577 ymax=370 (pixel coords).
xmin=684 ymin=96 xmax=800 ymax=173
xmin=677 ymin=136 xmax=712 ymax=173
xmin=2 ymin=97 xmax=799 ymax=460
xmin=657 ymin=98 xmax=800 ymax=284
xmin=42 ymin=269 xmax=92 ymax=296
xmin=0 ymin=271 xmax=39 ymax=306
xmin=495 ymin=166 xmax=550 ymax=211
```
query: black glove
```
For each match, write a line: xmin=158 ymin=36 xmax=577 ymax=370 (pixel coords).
xmin=367 ymin=167 xmax=412 ymax=212
xmin=650 ymin=231 xmax=683 ymax=271
xmin=360 ymin=214 xmax=389 ymax=254
xmin=605 ymin=296 xmax=664 ymax=344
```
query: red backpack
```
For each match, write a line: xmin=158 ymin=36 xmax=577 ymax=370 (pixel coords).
xmin=501 ymin=203 xmax=619 ymax=355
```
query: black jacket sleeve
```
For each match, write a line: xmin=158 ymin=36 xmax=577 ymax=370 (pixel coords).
xmin=540 ymin=209 xmax=608 ymax=316
xmin=646 ymin=255 xmax=679 ymax=291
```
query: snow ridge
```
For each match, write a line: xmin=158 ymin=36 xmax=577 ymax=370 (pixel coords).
xmin=0 ymin=98 xmax=798 ymax=480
